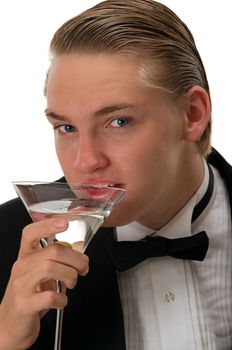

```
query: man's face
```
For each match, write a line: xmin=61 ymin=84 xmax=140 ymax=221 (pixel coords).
xmin=46 ymin=53 xmax=191 ymax=229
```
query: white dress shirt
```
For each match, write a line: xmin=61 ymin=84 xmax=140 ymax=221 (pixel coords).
xmin=116 ymin=160 xmax=232 ymax=350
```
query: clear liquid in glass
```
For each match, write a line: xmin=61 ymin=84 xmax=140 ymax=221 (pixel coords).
xmin=28 ymin=199 xmax=110 ymax=249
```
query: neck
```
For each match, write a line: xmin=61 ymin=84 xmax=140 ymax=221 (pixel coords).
xmin=138 ymin=152 xmax=205 ymax=230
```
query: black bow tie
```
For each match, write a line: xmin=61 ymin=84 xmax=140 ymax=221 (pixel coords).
xmin=109 ymin=163 xmax=214 ymax=272
xmin=109 ymin=231 xmax=209 ymax=271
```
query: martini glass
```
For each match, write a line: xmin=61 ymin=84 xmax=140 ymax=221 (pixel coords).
xmin=12 ymin=181 xmax=126 ymax=350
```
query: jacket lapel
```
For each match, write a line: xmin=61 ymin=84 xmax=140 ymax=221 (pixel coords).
xmin=207 ymin=148 xmax=232 ymax=217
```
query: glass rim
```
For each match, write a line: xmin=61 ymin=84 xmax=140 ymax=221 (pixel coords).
xmin=12 ymin=181 xmax=127 ymax=193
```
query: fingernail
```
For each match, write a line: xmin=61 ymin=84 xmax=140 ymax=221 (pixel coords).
xmin=54 ymin=219 xmax=67 ymax=228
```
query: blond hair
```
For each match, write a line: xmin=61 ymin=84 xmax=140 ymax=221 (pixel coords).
xmin=48 ymin=0 xmax=212 ymax=156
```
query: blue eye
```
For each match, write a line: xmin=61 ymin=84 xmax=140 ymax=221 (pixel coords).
xmin=111 ymin=118 xmax=129 ymax=127
xmin=58 ymin=124 xmax=76 ymax=133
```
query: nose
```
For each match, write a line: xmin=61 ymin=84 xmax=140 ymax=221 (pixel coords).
xmin=73 ymin=134 xmax=109 ymax=174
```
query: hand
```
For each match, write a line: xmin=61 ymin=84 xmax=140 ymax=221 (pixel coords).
xmin=0 ymin=218 xmax=89 ymax=350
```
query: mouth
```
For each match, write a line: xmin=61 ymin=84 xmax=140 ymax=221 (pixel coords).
xmin=81 ymin=180 xmax=125 ymax=190
xmin=101 ymin=183 xmax=123 ymax=189
xmin=79 ymin=182 xmax=126 ymax=200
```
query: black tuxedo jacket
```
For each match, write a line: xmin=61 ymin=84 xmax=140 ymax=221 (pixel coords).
xmin=0 ymin=149 xmax=232 ymax=349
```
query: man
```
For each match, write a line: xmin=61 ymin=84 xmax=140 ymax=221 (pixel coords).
xmin=0 ymin=0 xmax=231 ymax=349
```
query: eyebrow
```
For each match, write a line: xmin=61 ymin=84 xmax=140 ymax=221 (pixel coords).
xmin=45 ymin=103 xmax=134 ymax=121
xmin=45 ymin=110 xmax=68 ymax=122
xmin=94 ymin=103 xmax=134 ymax=116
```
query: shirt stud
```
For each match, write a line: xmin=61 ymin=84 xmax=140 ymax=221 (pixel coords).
xmin=165 ymin=291 xmax=175 ymax=303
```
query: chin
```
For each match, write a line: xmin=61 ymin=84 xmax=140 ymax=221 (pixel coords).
xmin=103 ymin=213 xmax=134 ymax=228
xmin=102 ymin=199 xmax=141 ymax=227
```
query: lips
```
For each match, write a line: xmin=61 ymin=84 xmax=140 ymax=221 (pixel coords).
xmin=81 ymin=179 xmax=124 ymax=189
xmin=77 ymin=181 xmax=126 ymax=200
xmin=83 ymin=185 xmax=122 ymax=201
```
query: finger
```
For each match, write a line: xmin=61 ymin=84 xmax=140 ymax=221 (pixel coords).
xmin=16 ymin=291 xmax=68 ymax=316
xmin=72 ymin=241 xmax=85 ymax=252
xmin=15 ymin=243 xmax=89 ymax=278
xmin=46 ymin=243 xmax=89 ymax=276
xmin=24 ymin=260 xmax=79 ymax=291
xmin=19 ymin=218 xmax=68 ymax=255
xmin=34 ymin=290 xmax=68 ymax=311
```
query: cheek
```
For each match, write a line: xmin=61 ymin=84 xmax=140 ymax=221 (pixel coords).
xmin=121 ymin=130 xmax=180 ymax=187
xmin=55 ymin=141 xmax=73 ymax=172
xmin=112 ymin=138 xmax=158 ymax=192
xmin=126 ymin=134 xmax=161 ymax=169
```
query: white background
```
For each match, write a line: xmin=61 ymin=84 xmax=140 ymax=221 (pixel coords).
xmin=0 ymin=0 xmax=231 ymax=204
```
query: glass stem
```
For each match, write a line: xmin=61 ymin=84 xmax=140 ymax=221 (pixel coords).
xmin=40 ymin=239 xmax=64 ymax=350
xmin=54 ymin=280 xmax=64 ymax=350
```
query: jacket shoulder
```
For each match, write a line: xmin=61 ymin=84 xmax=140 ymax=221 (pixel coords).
xmin=0 ymin=198 xmax=32 ymax=300
xmin=0 ymin=197 xmax=32 ymax=229
xmin=207 ymin=148 xmax=232 ymax=185
xmin=207 ymin=148 xmax=232 ymax=211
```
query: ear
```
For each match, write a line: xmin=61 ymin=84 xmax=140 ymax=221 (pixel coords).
xmin=183 ymin=86 xmax=210 ymax=142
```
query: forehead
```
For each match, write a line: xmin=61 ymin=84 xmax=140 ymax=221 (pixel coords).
xmin=47 ymin=53 xmax=143 ymax=90
xmin=46 ymin=54 xmax=146 ymax=108
xmin=45 ymin=53 xmax=176 ymax=118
